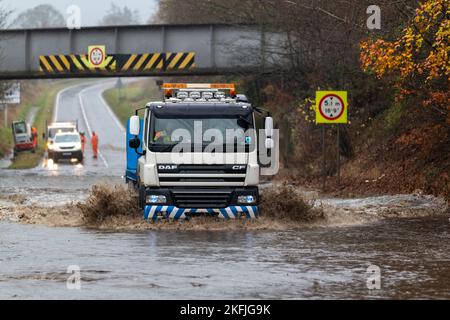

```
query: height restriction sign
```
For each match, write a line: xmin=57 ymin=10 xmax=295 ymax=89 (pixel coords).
xmin=88 ymin=45 xmax=106 ymax=68
xmin=315 ymin=91 xmax=348 ymax=124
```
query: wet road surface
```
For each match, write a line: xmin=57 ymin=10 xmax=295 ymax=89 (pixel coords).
xmin=49 ymin=80 xmax=126 ymax=175
xmin=1 ymin=80 xmax=126 ymax=206
xmin=0 ymin=217 xmax=449 ymax=299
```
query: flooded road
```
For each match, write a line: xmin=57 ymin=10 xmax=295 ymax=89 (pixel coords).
xmin=1 ymin=80 xmax=449 ymax=299
xmin=1 ymin=216 xmax=449 ymax=299
xmin=0 ymin=80 xmax=128 ymax=206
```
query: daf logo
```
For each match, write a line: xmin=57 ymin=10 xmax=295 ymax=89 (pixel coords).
xmin=232 ymin=165 xmax=246 ymax=170
xmin=158 ymin=165 xmax=178 ymax=170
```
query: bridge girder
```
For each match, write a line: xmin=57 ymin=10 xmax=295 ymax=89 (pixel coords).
xmin=0 ymin=24 xmax=284 ymax=79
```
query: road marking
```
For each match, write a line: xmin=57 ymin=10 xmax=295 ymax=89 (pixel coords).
xmin=74 ymin=79 xmax=141 ymax=169
xmin=75 ymin=81 xmax=126 ymax=134
xmin=77 ymin=91 xmax=109 ymax=168
xmin=54 ymin=82 xmax=93 ymax=122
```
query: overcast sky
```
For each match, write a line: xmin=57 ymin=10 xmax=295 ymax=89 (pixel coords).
xmin=2 ymin=0 xmax=158 ymax=26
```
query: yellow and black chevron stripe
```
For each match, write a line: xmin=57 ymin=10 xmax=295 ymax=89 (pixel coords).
xmin=72 ymin=54 xmax=116 ymax=72
xmin=39 ymin=52 xmax=195 ymax=73
xmin=39 ymin=55 xmax=71 ymax=73
xmin=39 ymin=54 xmax=116 ymax=73
xmin=118 ymin=52 xmax=196 ymax=71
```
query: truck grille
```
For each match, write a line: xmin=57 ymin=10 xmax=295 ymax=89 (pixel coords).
xmin=159 ymin=177 xmax=244 ymax=183
xmin=158 ymin=164 xmax=246 ymax=174
xmin=171 ymin=189 xmax=232 ymax=208
xmin=158 ymin=164 xmax=246 ymax=186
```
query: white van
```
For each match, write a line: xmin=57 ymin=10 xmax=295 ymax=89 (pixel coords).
xmin=48 ymin=132 xmax=83 ymax=163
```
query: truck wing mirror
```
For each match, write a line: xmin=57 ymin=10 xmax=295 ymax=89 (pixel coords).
xmin=129 ymin=137 xmax=141 ymax=149
xmin=129 ymin=115 xmax=140 ymax=136
xmin=265 ymin=137 xmax=274 ymax=150
xmin=265 ymin=117 xmax=273 ymax=137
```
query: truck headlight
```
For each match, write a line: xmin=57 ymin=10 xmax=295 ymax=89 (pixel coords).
xmin=146 ymin=195 xmax=167 ymax=204
xmin=237 ymin=195 xmax=255 ymax=204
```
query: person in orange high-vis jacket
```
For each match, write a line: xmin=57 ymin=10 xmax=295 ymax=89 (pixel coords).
xmin=80 ymin=132 xmax=86 ymax=153
xmin=91 ymin=131 xmax=99 ymax=159
xmin=31 ymin=127 xmax=38 ymax=149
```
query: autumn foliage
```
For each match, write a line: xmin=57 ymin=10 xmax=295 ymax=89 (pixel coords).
xmin=360 ymin=0 xmax=449 ymax=122
xmin=361 ymin=0 xmax=449 ymax=81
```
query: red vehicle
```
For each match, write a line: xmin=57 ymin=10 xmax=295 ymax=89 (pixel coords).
xmin=12 ymin=120 xmax=37 ymax=156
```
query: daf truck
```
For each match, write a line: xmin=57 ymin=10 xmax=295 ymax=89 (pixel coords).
xmin=125 ymin=83 xmax=278 ymax=221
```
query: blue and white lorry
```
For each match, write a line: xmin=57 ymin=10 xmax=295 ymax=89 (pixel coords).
xmin=125 ymin=83 xmax=278 ymax=221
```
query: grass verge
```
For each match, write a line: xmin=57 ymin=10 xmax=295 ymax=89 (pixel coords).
xmin=0 ymin=126 xmax=13 ymax=158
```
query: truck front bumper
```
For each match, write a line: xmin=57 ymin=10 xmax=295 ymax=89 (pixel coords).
xmin=143 ymin=186 xmax=259 ymax=221
xmin=144 ymin=205 xmax=259 ymax=221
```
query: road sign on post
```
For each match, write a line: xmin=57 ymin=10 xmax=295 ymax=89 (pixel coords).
xmin=1 ymin=83 xmax=20 ymax=104
xmin=316 ymin=91 xmax=348 ymax=124
xmin=1 ymin=82 xmax=20 ymax=127
xmin=315 ymin=90 xmax=348 ymax=190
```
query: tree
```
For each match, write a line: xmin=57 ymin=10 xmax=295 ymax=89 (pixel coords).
xmin=153 ymin=0 xmax=435 ymax=168
xmin=11 ymin=4 xmax=65 ymax=29
xmin=0 ymin=0 xmax=12 ymax=106
xmin=360 ymin=0 xmax=449 ymax=123
xmin=99 ymin=3 xmax=140 ymax=26
xmin=0 ymin=0 xmax=10 ymax=29
xmin=153 ymin=0 xmax=417 ymax=85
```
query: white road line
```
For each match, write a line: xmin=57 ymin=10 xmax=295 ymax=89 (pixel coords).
xmin=53 ymin=81 xmax=102 ymax=122
xmin=66 ymin=79 xmax=141 ymax=168
xmin=77 ymin=91 xmax=109 ymax=168
xmin=79 ymin=80 xmax=132 ymax=135
xmin=54 ymin=83 xmax=89 ymax=122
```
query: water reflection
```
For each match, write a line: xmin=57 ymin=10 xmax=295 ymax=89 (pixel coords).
xmin=0 ymin=217 xmax=449 ymax=299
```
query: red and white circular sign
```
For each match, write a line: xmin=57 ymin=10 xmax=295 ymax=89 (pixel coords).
xmin=318 ymin=94 xmax=345 ymax=121
xmin=89 ymin=47 xmax=104 ymax=66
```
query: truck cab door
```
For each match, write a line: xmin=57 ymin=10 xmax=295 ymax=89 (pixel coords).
xmin=126 ymin=117 xmax=144 ymax=182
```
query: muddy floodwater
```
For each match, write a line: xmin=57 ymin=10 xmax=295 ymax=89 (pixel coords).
xmin=1 ymin=172 xmax=449 ymax=299
xmin=0 ymin=216 xmax=449 ymax=299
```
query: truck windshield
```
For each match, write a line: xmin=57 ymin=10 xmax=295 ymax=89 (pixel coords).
xmin=150 ymin=116 xmax=253 ymax=152
xmin=55 ymin=134 xmax=80 ymax=143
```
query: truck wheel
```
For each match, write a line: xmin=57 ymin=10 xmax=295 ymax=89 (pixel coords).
xmin=31 ymin=148 xmax=36 ymax=154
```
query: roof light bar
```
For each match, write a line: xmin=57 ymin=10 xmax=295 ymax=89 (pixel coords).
xmin=161 ymin=83 xmax=240 ymax=101
xmin=161 ymin=83 xmax=236 ymax=91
